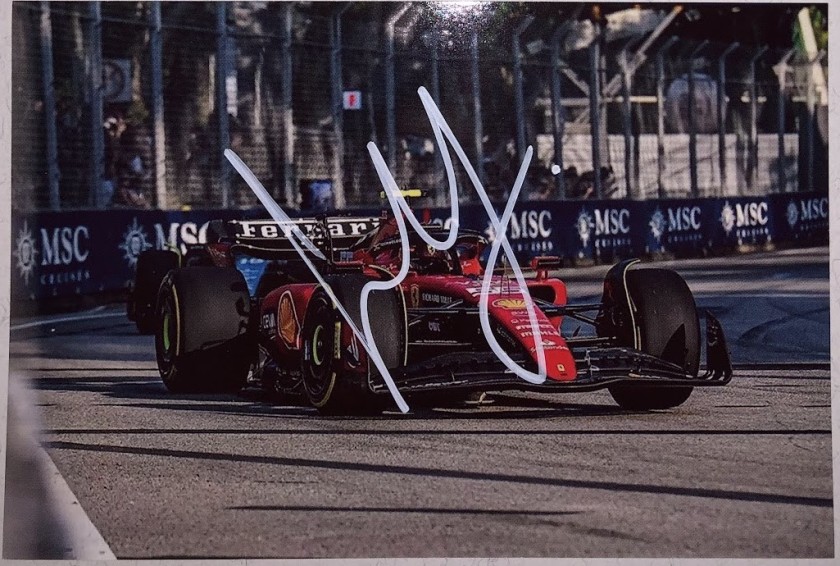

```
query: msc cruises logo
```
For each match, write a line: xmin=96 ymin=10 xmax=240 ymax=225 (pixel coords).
xmin=576 ymin=208 xmax=594 ymax=247
xmin=14 ymin=221 xmax=38 ymax=285
xmin=720 ymin=201 xmax=736 ymax=235
xmin=786 ymin=201 xmax=799 ymax=228
xmin=648 ymin=207 xmax=667 ymax=243
xmin=118 ymin=217 xmax=153 ymax=269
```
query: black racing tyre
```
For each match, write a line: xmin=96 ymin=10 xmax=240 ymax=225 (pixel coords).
xmin=300 ymin=274 xmax=406 ymax=415
xmin=126 ymin=282 xmax=137 ymax=321
xmin=133 ymin=250 xmax=179 ymax=334
xmin=183 ymin=247 xmax=214 ymax=267
xmin=155 ymin=267 xmax=255 ymax=394
xmin=608 ymin=268 xmax=699 ymax=410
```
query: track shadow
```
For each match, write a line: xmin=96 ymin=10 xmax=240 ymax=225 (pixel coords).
xmin=30 ymin=374 xmax=632 ymax=420
xmin=44 ymin=439 xmax=834 ymax=509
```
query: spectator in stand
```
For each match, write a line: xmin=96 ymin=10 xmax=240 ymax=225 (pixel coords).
xmin=102 ymin=111 xmax=127 ymax=206
xmin=113 ymin=124 xmax=152 ymax=208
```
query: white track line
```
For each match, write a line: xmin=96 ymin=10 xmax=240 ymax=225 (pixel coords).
xmin=36 ymin=445 xmax=117 ymax=560
xmin=10 ymin=311 xmax=125 ymax=332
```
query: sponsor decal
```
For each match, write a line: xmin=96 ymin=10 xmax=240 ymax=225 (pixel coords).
xmin=421 ymin=292 xmax=454 ymax=305
xmin=410 ymin=284 xmax=420 ymax=307
xmin=14 ymin=221 xmax=38 ymax=285
xmin=576 ymin=208 xmax=593 ymax=247
xmin=492 ymin=297 xmax=527 ymax=310
xmin=594 ymin=208 xmax=630 ymax=237
xmin=787 ymin=197 xmax=828 ymax=233
xmin=236 ymin=218 xmax=377 ymax=240
xmin=278 ymin=291 xmax=300 ymax=348
xmin=40 ymin=225 xmax=90 ymax=266
xmin=648 ymin=207 xmax=667 ymax=243
xmin=786 ymin=201 xmax=799 ymax=228
xmin=721 ymin=200 xmax=770 ymax=242
xmin=513 ymin=323 xmax=554 ymax=331
xmin=650 ymin=206 xmax=703 ymax=245
xmin=484 ymin=210 xmax=554 ymax=254
xmin=528 ymin=339 xmax=566 ymax=352
xmin=465 ymin=283 xmax=523 ymax=297
xmin=261 ymin=311 xmax=277 ymax=335
xmin=119 ymin=217 xmax=153 ymax=269
xmin=20 ymin=222 xmax=92 ymax=288
xmin=720 ymin=201 xmax=736 ymax=235
xmin=428 ymin=321 xmax=441 ymax=333
xmin=578 ymin=207 xmax=632 ymax=249
xmin=509 ymin=210 xmax=552 ymax=240
xmin=153 ymin=220 xmax=213 ymax=254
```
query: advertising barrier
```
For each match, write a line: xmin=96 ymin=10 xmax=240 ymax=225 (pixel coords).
xmin=10 ymin=192 xmax=828 ymax=304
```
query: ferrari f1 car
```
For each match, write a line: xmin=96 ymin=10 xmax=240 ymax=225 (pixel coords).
xmin=129 ymin=212 xmax=732 ymax=414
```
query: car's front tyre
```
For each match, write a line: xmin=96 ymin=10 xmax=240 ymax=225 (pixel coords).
xmin=607 ymin=267 xmax=699 ymax=410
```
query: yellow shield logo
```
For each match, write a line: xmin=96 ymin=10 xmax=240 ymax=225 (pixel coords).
xmin=492 ymin=298 xmax=527 ymax=310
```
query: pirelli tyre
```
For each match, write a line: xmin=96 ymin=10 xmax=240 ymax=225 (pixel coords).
xmin=132 ymin=250 xmax=179 ymax=334
xmin=608 ymin=268 xmax=700 ymax=410
xmin=155 ymin=267 xmax=255 ymax=394
xmin=300 ymin=274 xmax=406 ymax=416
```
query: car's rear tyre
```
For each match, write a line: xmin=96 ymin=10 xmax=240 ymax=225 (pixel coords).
xmin=155 ymin=267 xmax=254 ymax=394
xmin=608 ymin=268 xmax=699 ymax=410
xmin=132 ymin=250 xmax=179 ymax=334
xmin=301 ymin=274 xmax=405 ymax=416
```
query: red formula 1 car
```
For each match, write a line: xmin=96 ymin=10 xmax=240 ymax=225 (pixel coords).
xmin=130 ymin=212 xmax=732 ymax=414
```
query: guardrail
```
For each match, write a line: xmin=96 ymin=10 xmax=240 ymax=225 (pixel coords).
xmin=10 ymin=192 xmax=827 ymax=305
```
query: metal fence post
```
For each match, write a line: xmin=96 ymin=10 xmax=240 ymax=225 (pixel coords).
xmin=656 ymin=36 xmax=678 ymax=200
xmin=618 ymin=39 xmax=639 ymax=199
xmin=88 ymin=1 xmax=104 ymax=209
xmin=550 ymin=25 xmax=569 ymax=200
xmin=513 ymin=15 xmax=534 ymax=163
xmin=588 ymin=23 xmax=602 ymax=199
xmin=385 ymin=4 xmax=410 ymax=173
xmin=717 ymin=42 xmax=738 ymax=196
xmin=804 ymin=50 xmax=825 ymax=193
xmin=330 ymin=4 xmax=349 ymax=209
xmin=471 ymin=29 xmax=484 ymax=189
xmin=688 ymin=40 xmax=708 ymax=199
xmin=775 ymin=48 xmax=795 ymax=194
xmin=39 ymin=1 xmax=60 ymax=211
xmin=149 ymin=2 xmax=167 ymax=209
xmin=747 ymin=46 xmax=768 ymax=193
xmin=216 ymin=2 xmax=231 ymax=208
xmin=430 ymin=27 xmax=444 ymax=205
xmin=281 ymin=3 xmax=295 ymax=207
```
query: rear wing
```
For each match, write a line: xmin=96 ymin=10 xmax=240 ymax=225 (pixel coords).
xmin=221 ymin=217 xmax=380 ymax=261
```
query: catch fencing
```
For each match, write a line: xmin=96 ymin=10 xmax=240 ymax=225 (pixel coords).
xmin=11 ymin=2 xmax=829 ymax=213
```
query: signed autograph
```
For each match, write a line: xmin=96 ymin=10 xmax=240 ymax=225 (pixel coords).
xmin=225 ymin=86 xmax=546 ymax=413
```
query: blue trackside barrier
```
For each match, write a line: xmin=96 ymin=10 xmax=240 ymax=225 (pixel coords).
xmin=9 ymin=193 xmax=828 ymax=303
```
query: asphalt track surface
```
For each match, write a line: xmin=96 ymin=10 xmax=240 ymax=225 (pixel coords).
xmin=5 ymin=247 xmax=832 ymax=558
